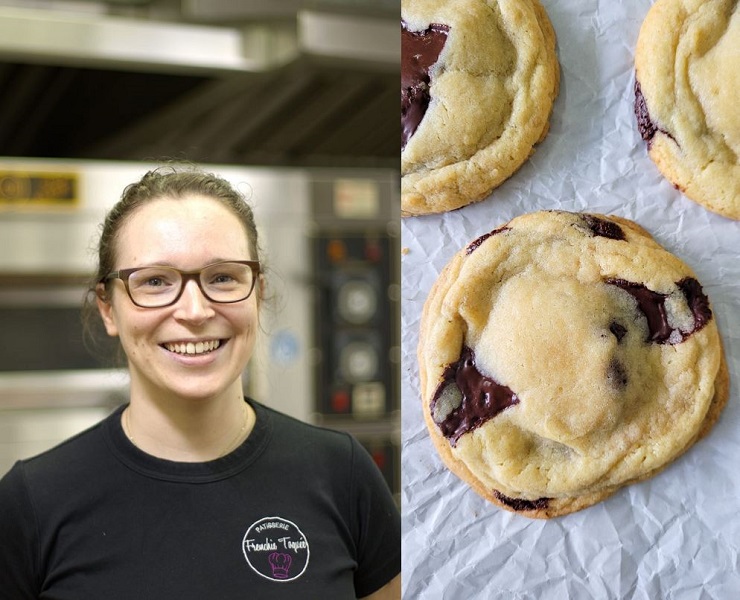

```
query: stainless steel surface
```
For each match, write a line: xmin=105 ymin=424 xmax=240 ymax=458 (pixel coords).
xmin=0 ymin=2 xmax=398 ymax=168
xmin=0 ymin=370 xmax=129 ymax=410
xmin=0 ymin=159 xmax=315 ymax=473
xmin=0 ymin=405 xmax=113 ymax=475
xmin=0 ymin=160 xmax=398 ymax=492
xmin=0 ymin=0 xmax=399 ymax=486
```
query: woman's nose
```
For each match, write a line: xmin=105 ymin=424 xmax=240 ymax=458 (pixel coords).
xmin=173 ymin=279 xmax=216 ymax=323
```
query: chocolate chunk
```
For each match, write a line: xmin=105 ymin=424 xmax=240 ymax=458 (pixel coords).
xmin=430 ymin=346 xmax=519 ymax=446
xmin=606 ymin=277 xmax=712 ymax=344
xmin=493 ymin=490 xmax=550 ymax=512
xmin=609 ymin=321 xmax=628 ymax=342
xmin=607 ymin=359 xmax=629 ymax=390
xmin=583 ymin=214 xmax=626 ymax=241
xmin=634 ymin=80 xmax=658 ymax=147
xmin=466 ymin=226 xmax=510 ymax=254
xmin=401 ymin=21 xmax=449 ymax=149
xmin=678 ymin=277 xmax=712 ymax=332
xmin=607 ymin=278 xmax=672 ymax=343
xmin=634 ymin=79 xmax=676 ymax=149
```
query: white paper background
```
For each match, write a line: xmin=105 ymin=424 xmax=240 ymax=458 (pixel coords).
xmin=400 ymin=1 xmax=740 ymax=597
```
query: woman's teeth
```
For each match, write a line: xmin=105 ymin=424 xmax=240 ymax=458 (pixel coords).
xmin=164 ymin=340 xmax=221 ymax=355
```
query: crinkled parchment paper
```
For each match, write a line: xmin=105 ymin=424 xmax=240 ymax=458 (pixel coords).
xmin=401 ymin=0 xmax=740 ymax=597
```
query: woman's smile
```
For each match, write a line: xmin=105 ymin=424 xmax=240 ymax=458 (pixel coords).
xmin=158 ymin=337 xmax=230 ymax=367
xmin=162 ymin=338 xmax=224 ymax=356
xmin=97 ymin=195 xmax=260 ymax=403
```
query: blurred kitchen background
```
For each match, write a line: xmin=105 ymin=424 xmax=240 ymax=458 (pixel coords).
xmin=0 ymin=0 xmax=399 ymax=499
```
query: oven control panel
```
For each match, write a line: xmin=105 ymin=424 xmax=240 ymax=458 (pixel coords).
xmin=310 ymin=172 xmax=399 ymax=498
xmin=314 ymin=234 xmax=393 ymax=419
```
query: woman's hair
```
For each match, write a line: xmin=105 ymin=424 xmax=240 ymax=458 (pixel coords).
xmin=95 ymin=165 xmax=263 ymax=289
xmin=83 ymin=164 xmax=266 ymax=359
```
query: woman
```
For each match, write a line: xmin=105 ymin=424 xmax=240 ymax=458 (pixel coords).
xmin=0 ymin=167 xmax=401 ymax=599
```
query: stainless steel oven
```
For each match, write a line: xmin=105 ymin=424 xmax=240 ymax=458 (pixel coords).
xmin=0 ymin=159 xmax=312 ymax=475
xmin=0 ymin=277 xmax=129 ymax=474
xmin=0 ymin=159 xmax=399 ymax=499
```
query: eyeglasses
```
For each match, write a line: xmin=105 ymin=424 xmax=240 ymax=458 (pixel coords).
xmin=103 ymin=260 xmax=260 ymax=308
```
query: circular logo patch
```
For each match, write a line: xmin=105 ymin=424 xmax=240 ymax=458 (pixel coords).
xmin=242 ymin=517 xmax=310 ymax=582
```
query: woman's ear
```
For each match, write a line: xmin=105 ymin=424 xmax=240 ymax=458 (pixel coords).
xmin=95 ymin=283 xmax=119 ymax=337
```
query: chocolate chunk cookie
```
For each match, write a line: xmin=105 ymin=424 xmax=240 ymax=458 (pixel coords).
xmin=418 ymin=211 xmax=729 ymax=517
xmin=634 ymin=0 xmax=739 ymax=220
xmin=401 ymin=0 xmax=560 ymax=216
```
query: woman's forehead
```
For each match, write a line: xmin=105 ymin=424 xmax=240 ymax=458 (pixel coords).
xmin=115 ymin=196 xmax=252 ymax=266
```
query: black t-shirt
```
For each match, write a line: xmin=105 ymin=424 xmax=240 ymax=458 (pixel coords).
xmin=0 ymin=399 xmax=400 ymax=599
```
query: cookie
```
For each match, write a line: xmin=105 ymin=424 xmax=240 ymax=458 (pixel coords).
xmin=634 ymin=0 xmax=739 ymax=220
xmin=401 ymin=0 xmax=560 ymax=216
xmin=418 ymin=211 xmax=729 ymax=518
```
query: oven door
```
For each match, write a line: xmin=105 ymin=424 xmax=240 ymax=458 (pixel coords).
xmin=0 ymin=280 xmax=129 ymax=475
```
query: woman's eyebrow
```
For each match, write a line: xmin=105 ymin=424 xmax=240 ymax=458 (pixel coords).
xmin=127 ymin=258 xmax=246 ymax=269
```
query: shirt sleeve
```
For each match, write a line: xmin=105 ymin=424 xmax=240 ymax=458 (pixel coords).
xmin=0 ymin=462 xmax=41 ymax=599
xmin=349 ymin=438 xmax=401 ymax=598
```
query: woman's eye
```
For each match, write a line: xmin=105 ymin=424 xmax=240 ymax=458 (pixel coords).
xmin=134 ymin=272 xmax=176 ymax=289
xmin=144 ymin=277 xmax=166 ymax=287
xmin=212 ymin=274 xmax=235 ymax=284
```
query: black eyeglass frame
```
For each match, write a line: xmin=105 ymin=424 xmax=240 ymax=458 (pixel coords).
xmin=102 ymin=260 xmax=261 ymax=308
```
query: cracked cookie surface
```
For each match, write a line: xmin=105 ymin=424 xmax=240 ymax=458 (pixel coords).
xmin=401 ymin=0 xmax=559 ymax=216
xmin=418 ymin=211 xmax=729 ymax=518
xmin=634 ymin=0 xmax=739 ymax=220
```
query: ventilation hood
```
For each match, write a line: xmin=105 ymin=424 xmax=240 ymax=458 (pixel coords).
xmin=0 ymin=1 xmax=398 ymax=167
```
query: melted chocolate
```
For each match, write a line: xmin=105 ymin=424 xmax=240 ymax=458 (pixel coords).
xmin=431 ymin=346 xmax=519 ymax=446
xmin=606 ymin=277 xmax=711 ymax=344
xmin=634 ymin=80 xmax=676 ymax=149
xmin=609 ymin=321 xmax=627 ymax=342
xmin=466 ymin=226 xmax=511 ymax=254
xmin=493 ymin=490 xmax=550 ymax=512
xmin=583 ymin=214 xmax=625 ymax=241
xmin=634 ymin=80 xmax=658 ymax=147
xmin=678 ymin=277 xmax=712 ymax=332
xmin=401 ymin=21 xmax=449 ymax=149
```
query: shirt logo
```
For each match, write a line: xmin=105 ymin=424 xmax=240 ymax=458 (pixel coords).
xmin=242 ymin=517 xmax=310 ymax=582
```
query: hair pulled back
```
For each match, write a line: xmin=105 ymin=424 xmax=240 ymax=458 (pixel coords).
xmin=83 ymin=165 xmax=265 ymax=359
xmin=94 ymin=165 xmax=262 ymax=288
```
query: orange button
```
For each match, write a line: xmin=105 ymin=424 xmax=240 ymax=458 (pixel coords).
xmin=327 ymin=239 xmax=347 ymax=262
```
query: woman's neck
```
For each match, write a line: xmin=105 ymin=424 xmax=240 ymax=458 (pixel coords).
xmin=122 ymin=381 xmax=255 ymax=462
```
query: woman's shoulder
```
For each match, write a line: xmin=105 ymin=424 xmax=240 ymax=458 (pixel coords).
xmin=4 ymin=409 xmax=115 ymax=487
xmin=250 ymin=399 xmax=371 ymax=468
xmin=253 ymin=399 xmax=353 ymax=447
xmin=250 ymin=399 xmax=391 ymax=499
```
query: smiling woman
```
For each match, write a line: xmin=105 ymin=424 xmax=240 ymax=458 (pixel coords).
xmin=0 ymin=166 xmax=401 ymax=599
xmin=95 ymin=191 xmax=262 ymax=421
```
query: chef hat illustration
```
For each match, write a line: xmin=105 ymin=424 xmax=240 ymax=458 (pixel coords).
xmin=268 ymin=552 xmax=292 ymax=579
